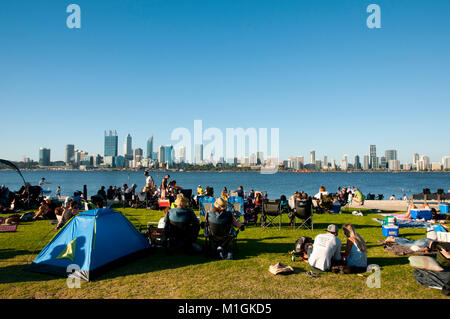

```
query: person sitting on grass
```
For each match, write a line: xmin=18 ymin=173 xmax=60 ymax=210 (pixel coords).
xmin=307 ymin=224 xmax=342 ymax=272
xmin=56 ymin=201 xmax=80 ymax=229
xmin=33 ymin=201 xmax=49 ymax=220
xmin=339 ymin=224 xmax=367 ymax=273
xmin=352 ymin=188 xmax=365 ymax=206
xmin=206 ymin=197 xmax=245 ymax=260
xmin=163 ymin=194 xmax=201 ymax=253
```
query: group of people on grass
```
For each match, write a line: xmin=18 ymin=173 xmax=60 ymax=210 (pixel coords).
xmin=157 ymin=193 xmax=245 ymax=259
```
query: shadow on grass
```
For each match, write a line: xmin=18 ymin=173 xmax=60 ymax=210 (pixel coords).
xmin=367 ymin=256 xmax=410 ymax=268
xmin=0 ymin=263 xmax=61 ymax=284
xmin=0 ymin=249 xmax=33 ymax=260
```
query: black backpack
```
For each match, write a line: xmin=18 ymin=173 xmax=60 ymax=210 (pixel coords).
xmin=294 ymin=236 xmax=314 ymax=255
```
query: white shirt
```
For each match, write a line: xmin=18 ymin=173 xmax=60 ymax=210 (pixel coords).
xmin=146 ymin=176 xmax=154 ymax=185
xmin=313 ymin=191 xmax=329 ymax=200
xmin=308 ymin=233 xmax=342 ymax=271
xmin=158 ymin=217 xmax=165 ymax=229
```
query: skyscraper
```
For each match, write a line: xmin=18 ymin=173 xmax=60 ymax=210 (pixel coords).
xmin=380 ymin=157 xmax=387 ymax=169
xmin=104 ymin=130 xmax=118 ymax=157
xmin=442 ymin=156 xmax=450 ymax=170
xmin=363 ymin=155 xmax=370 ymax=170
xmin=134 ymin=148 xmax=143 ymax=162
xmin=310 ymin=150 xmax=316 ymax=164
xmin=158 ymin=145 xmax=165 ymax=164
xmin=124 ymin=134 xmax=133 ymax=160
xmin=39 ymin=148 xmax=51 ymax=166
xmin=354 ymin=155 xmax=361 ymax=170
xmin=413 ymin=153 xmax=420 ymax=167
xmin=369 ymin=145 xmax=377 ymax=169
xmin=179 ymin=146 xmax=186 ymax=163
xmin=147 ymin=136 xmax=153 ymax=159
xmin=257 ymin=152 xmax=264 ymax=165
xmin=385 ymin=150 xmax=398 ymax=161
xmin=195 ymin=144 xmax=203 ymax=165
xmin=164 ymin=145 xmax=174 ymax=166
xmin=65 ymin=144 xmax=75 ymax=165
xmin=341 ymin=154 xmax=349 ymax=170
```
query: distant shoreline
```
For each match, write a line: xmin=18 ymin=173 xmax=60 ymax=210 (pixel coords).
xmin=0 ymin=168 xmax=449 ymax=174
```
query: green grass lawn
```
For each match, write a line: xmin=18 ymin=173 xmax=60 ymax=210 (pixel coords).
xmin=0 ymin=207 xmax=448 ymax=299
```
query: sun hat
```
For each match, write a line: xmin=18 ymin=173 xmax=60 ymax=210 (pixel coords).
xmin=214 ymin=197 xmax=228 ymax=211
xmin=327 ymin=224 xmax=338 ymax=233
xmin=174 ymin=194 xmax=188 ymax=207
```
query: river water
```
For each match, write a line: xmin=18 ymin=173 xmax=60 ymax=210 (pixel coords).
xmin=0 ymin=170 xmax=448 ymax=199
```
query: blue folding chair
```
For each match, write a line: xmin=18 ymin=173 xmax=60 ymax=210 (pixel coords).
xmin=199 ymin=196 xmax=215 ymax=221
xmin=228 ymin=196 xmax=244 ymax=222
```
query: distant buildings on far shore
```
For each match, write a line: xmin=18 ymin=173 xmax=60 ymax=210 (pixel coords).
xmin=11 ymin=136 xmax=450 ymax=172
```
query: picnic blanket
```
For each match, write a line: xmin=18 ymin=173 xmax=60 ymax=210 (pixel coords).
xmin=378 ymin=240 xmax=432 ymax=256
xmin=379 ymin=213 xmax=410 ymax=220
xmin=0 ymin=224 xmax=17 ymax=233
xmin=373 ymin=218 xmax=432 ymax=229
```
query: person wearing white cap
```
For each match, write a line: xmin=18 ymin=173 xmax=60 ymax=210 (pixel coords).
xmin=308 ymin=224 xmax=342 ymax=272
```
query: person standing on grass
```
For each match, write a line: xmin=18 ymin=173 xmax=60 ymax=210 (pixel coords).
xmin=308 ymin=224 xmax=342 ymax=272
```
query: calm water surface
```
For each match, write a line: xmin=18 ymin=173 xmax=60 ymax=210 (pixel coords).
xmin=0 ymin=170 xmax=449 ymax=199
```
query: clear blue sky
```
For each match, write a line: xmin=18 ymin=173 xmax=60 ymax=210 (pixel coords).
xmin=0 ymin=0 xmax=449 ymax=163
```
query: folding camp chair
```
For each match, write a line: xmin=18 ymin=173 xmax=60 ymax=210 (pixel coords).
xmin=228 ymin=196 xmax=244 ymax=223
xmin=199 ymin=196 xmax=215 ymax=222
xmin=261 ymin=199 xmax=282 ymax=229
xmin=292 ymin=199 xmax=313 ymax=231
xmin=203 ymin=212 xmax=239 ymax=259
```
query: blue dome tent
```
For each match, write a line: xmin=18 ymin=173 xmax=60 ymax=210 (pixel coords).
xmin=29 ymin=209 xmax=151 ymax=281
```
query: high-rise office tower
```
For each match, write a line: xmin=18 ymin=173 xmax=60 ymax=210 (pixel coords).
xmin=323 ymin=155 xmax=328 ymax=168
xmin=179 ymin=146 xmax=186 ymax=163
xmin=413 ymin=153 xmax=420 ymax=167
xmin=39 ymin=148 xmax=51 ymax=166
xmin=363 ymin=155 xmax=370 ymax=170
xmin=104 ymin=130 xmax=118 ymax=157
xmin=134 ymin=148 xmax=143 ymax=162
xmin=310 ymin=150 xmax=316 ymax=164
xmin=369 ymin=145 xmax=377 ymax=169
xmin=65 ymin=144 xmax=75 ymax=164
xmin=147 ymin=136 xmax=153 ymax=159
xmin=257 ymin=152 xmax=264 ymax=165
xmin=124 ymin=134 xmax=133 ymax=160
xmin=385 ymin=150 xmax=398 ymax=161
xmin=354 ymin=155 xmax=361 ymax=170
xmin=380 ymin=157 xmax=387 ymax=169
xmin=341 ymin=154 xmax=349 ymax=170
xmin=158 ymin=145 xmax=165 ymax=164
xmin=442 ymin=156 xmax=450 ymax=170
xmin=164 ymin=145 xmax=174 ymax=166
xmin=195 ymin=144 xmax=203 ymax=164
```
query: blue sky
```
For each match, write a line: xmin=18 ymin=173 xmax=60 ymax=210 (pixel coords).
xmin=0 ymin=0 xmax=449 ymax=163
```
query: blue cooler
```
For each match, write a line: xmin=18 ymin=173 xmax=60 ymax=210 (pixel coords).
xmin=382 ymin=224 xmax=399 ymax=237
xmin=439 ymin=204 xmax=449 ymax=214
xmin=410 ymin=209 xmax=432 ymax=221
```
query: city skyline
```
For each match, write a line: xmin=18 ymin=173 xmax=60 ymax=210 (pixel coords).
xmin=25 ymin=130 xmax=450 ymax=171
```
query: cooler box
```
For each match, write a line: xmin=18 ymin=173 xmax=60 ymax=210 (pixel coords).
xmin=439 ymin=204 xmax=449 ymax=214
xmin=410 ymin=209 xmax=432 ymax=221
xmin=384 ymin=216 xmax=397 ymax=226
xmin=382 ymin=224 xmax=399 ymax=237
